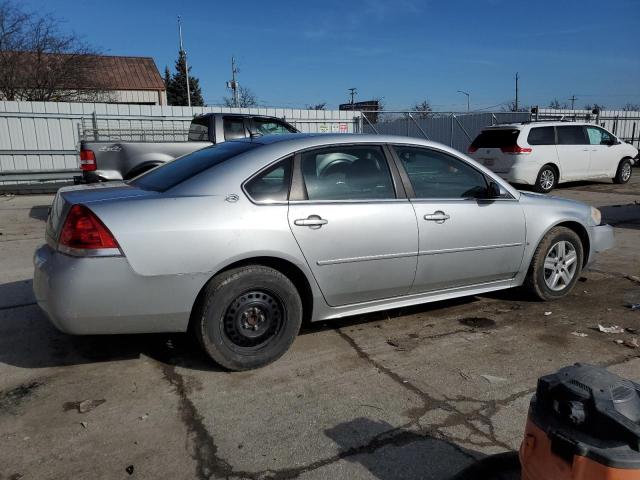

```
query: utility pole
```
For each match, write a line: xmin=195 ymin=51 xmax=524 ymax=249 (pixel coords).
xmin=348 ymin=87 xmax=357 ymax=105
xmin=177 ymin=16 xmax=191 ymax=107
xmin=514 ymin=72 xmax=519 ymax=112
xmin=457 ymin=90 xmax=470 ymax=112
xmin=226 ymin=57 xmax=239 ymax=108
xmin=569 ymin=95 xmax=577 ymax=110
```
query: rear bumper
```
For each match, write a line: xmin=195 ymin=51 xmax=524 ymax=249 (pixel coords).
xmin=587 ymin=224 xmax=615 ymax=264
xmin=81 ymin=169 xmax=124 ymax=183
xmin=33 ymin=245 xmax=199 ymax=335
xmin=496 ymin=161 xmax=541 ymax=186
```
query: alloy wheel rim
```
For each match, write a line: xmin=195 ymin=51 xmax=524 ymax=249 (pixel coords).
xmin=621 ymin=163 xmax=631 ymax=182
xmin=543 ymin=241 xmax=578 ymax=291
xmin=540 ymin=170 xmax=554 ymax=191
xmin=223 ymin=290 xmax=284 ymax=349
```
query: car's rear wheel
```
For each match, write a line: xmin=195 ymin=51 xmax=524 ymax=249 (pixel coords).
xmin=534 ymin=165 xmax=557 ymax=193
xmin=524 ymin=227 xmax=583 ymax=301
xmin=613 ymin=158 xmax=632 ymax=184
xmin=194 ymin=266 xmax=302 ymax=371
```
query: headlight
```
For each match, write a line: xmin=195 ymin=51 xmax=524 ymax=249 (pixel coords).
xmin=591 ymin=207 xmax=602 ymax=225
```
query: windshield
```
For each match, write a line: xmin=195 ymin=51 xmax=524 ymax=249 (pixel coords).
xmin=130 ymin=141 xmax=257 ymax=192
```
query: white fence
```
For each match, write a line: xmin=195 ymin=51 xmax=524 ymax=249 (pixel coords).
xmin=0 ymin=101 xmax=362 ymax=180
xmin=537 ymin=108 xmax=640 ymax=148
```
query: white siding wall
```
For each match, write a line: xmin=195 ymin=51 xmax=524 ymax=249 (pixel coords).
xmin=0 ymin=101 xmax=362 ymax=174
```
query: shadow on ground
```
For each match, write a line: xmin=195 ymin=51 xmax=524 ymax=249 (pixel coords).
xmin=0 ymin=278 xmax=486 ymax=373
xmin=28 ymin=205 xmax=50 ymax=222
xmin=324 ymin=417 xmax=520 ymax=480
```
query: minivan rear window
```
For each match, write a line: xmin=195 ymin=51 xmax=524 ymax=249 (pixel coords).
xmin=470 ymin=129 xmax=519 ymax=148
xmin=131 ymin=141 xmax=257 ymax=192
xmin=527 ymin=127 xmax=555 ymax=145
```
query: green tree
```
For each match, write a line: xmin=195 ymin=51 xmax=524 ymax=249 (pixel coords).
xmin=165 ymin=50 xmax=203 ymax=106
xmin=413 ymin=99 xmax=432 ymax=119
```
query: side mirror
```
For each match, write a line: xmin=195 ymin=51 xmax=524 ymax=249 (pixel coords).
xmin=487 ymin=181 xmax=501 ymax=198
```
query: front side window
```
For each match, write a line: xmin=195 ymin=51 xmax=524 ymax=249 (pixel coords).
xmin=300 ymin=146 xmax=395 ymax=201
xmin=557 ymin=126 xmax=587 ymax=145
xmin=253 ymin=118 xmax=296 ymax=136
xmin=188 ymin=115 xmax=210 ymax=141
xmin=244 ymin=157 xmax=292 ymax=203
xmin=394 ymin=146 xmax=488 ymax=199
xmin=527 ymin=127 xmax=555 ymax=145
xmin=586 ymin=126 xmax=613 ymax=145
xmin=224 ymin=117 xmax=247 ymax=140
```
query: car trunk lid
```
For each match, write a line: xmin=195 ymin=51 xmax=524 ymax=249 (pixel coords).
xmin=46 ymin=182 xmax=158 ymax=245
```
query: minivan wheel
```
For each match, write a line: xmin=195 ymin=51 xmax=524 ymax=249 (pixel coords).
xmin=194 ymin=266 xmax=302 ymax=371
xmin=613 ymin=158 xmax=632 ymax=184
xmin=534 ymin=165 xmax=557 ymax=193
xmin=524 ymin=227 xmax=583 ymax=301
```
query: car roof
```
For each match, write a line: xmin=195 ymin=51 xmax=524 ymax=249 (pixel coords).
xmin=231 ymin=132 xmax=446 ymax=147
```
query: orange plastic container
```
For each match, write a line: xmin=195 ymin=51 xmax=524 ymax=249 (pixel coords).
xmin=520 ymin=364 xmax=640 ymax=480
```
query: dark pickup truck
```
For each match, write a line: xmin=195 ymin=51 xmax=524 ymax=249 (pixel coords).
xmin=79 ymin=113 xmax=298 ymax=182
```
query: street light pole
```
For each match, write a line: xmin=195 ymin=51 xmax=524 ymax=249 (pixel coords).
xmin=457 ymin=90 xmax=470 ymax=112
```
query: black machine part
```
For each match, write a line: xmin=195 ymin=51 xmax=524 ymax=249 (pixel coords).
xmin=529 ymin=363 xmax=640 ymax=469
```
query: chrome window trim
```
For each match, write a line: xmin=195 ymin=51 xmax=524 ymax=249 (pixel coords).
xmin=288 ymin=198 xmax=410 ymax=206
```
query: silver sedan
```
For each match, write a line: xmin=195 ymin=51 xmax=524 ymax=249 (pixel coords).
xmin=33 ymin=134 xmax=614 ymax=370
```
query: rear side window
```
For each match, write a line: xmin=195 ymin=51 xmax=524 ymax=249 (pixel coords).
xmin=224 ymin=117 xmax=247 ymax=140
xmin=527 ymin=127 xmax=555 ymax=145
xmin=244 ymin=157 xmax=292 ymax=203
xmin=188 ymin=116 xmax=210 ymax=141
xmin=557 ymin=126 xmax=587 ymax=145
xmin=470 ymin=129 xmax=520 ymax=148
xmin=131 ymin=142 xmax=257 ymax=192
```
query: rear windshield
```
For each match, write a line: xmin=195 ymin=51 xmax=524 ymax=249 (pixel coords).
xmin=470 ymin=129 xmax=520 ymax=148
xmin=131 ymin=141 xmax=257 ymax=192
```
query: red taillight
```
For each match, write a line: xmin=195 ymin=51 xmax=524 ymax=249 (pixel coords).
xmin=59 ymin=205 xmax=119 ymax=251
xmin=80 ymin=149 xmax=96 ymax=171
xmin=501 ymin=145 xmax=532 ymax=155
xmin=468 ymin=145 xmax=478 ymax=153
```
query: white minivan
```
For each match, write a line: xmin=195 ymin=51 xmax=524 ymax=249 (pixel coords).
xmin=468 ymin=121 xmax=638 ymax=192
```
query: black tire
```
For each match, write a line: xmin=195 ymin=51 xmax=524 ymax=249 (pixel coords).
xmin=194 ymin=266 xmax=302 ymax=371
xmin=533 ymin=164 xmax=557 ymax=193
xmin=524 ymin=227 xmax=583 ymax=301
xmin=613 ymin=158 xmax=632 ymax=184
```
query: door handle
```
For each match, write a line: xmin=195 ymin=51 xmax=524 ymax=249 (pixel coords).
xmin=424 ymin=211 xmax=450 ymax=223
xmin=294 ymin=215 xmax=328 ymax=227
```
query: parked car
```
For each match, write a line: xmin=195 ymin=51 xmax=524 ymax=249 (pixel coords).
xmin=79 ymin=113 xmax=298 ymax=183
xmin=468 ymin=121 xmax=638 ymax=193
xmin=34 ymin=134 xmax=614 ymax=370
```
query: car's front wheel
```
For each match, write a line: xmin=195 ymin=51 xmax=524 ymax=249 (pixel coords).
xmin=534 ymin=165 xmax=557 ymax=193
xmin=524 ymin=227 xmax=583 ymax=301
xmin=194 ymin=266 xmax=303 ymax=371
xmin=613 ymin=158 xmax=632 ymax=184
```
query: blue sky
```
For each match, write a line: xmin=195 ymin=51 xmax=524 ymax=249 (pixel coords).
xmin=25 ymin=0 xmax=640 ymax=110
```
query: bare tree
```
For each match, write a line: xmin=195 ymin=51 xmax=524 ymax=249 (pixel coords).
xmin=307 ymin=102 xmax=326 ymax=110
xmin=548 ymin=99 xmax=568 ymax=109
xmin=584 ymin=103 xmax=606 ymax=111
xmin=503 ymin=100 xmax=529 ymax=112
xmin=412 ymin=99 xmax=432 ymax=119
xmin=223 ymin=86 xmax=258 ymax=108
xmin=0 ymin=1 xmax=110 ymax=102
xmin=622 ymin=103 xmax=640 ymax=111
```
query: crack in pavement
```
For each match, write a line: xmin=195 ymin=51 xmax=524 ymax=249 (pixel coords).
xmin=0 ymin=301 xmax=36 ymax=311
xmin=335 ymin=328 xmax=515 ymax=451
